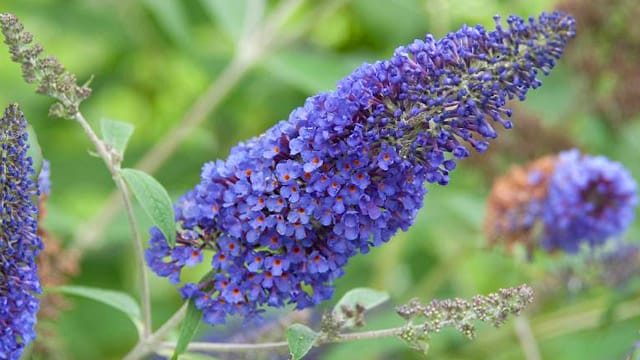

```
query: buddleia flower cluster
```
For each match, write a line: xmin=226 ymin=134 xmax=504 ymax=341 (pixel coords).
xmin=486 ymin=149 xmax=638 ymax=254
xmin=0 ymin=104 xmax=42 ymax=359
xmin=146 ymin=12 xmax=575 ymax=325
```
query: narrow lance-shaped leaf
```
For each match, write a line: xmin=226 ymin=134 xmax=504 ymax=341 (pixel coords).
xmin=100 ymin=118 xmax=134 ymax=158
xmin=120 ymin=168 xmax=177 ymax=246
xmin=172 ymin=299 xmax=202 ymax=360
xmin=286 ymin=323 xmax=318 ymax=360
xmin=49 ymin=285 xmax=142 ymax=333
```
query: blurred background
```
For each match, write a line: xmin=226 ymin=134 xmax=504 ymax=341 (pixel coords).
xmin=1 ymin=0 xmax=639 ymax=359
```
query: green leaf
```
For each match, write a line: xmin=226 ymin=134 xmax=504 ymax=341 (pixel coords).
xmin=333 ymin=288 xmax=390 ymax=328
xmin=200 ymin=0 xmax=261 ymax=40
xmin=100 ymin=118 xmax=134 ymax=158
xmin=49 ymin=285 xmax=142 ymax=332
xmin=26 ymin=124 xmax=43 ymax=178
xmin=334 ymin=288 xmax=390 ymax=312
xmin=286 ymin=323 xmax=318 ymax=360
xmin=120 ymin=168 xmax=176 ymax=246
xmin=263 ymin=50 xmax=365 ymax=94
xmin=172 ymin=299 xmax=202 ymax=360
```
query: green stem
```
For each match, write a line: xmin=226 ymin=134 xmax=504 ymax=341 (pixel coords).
xmin=123 ymin=303 xmax=188 ymax=360
xmin=163 ymin=297 xmax=640 ymax=356
xmin=160 ymin=326 xmax=404 ymax=353
xmin=115 ymin=175 xmax=152 ymax=336
xmin=513 ymin=315 xmax=542 ymax=360
xmin=73 ymin=112 xmax=152 ymax=337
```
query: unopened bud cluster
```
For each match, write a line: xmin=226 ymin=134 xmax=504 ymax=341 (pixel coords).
xmin=320 ymin=303 xmax=367 ymax=340
xmin=0 ymin=13 xmax=91 ymax=118
xmin=395 ymin=284 xmax=533 ymax=345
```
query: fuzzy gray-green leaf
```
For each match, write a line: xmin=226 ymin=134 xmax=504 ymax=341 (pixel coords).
xmin=50 ymin=285 xmax=142 ymax=332
xmin=286 ymin=323 xmax=318 ymax=360
xmin=121 ymin=168 xmax=176 ymax=246
xmin=333 ymin=288 xmax=390 ymax=328
xmin=100 ymin=118 xmax=134 ymax=158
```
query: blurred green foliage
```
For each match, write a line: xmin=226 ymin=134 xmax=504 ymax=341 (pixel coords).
xmin=1 ymin=0 xmax=639 ymax=359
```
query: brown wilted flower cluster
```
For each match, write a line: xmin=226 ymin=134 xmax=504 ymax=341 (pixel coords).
xmin=37 ymin=196 xmax=81 ymax=319
xmin=34 ymin=183 xmax=81 ymax=359
xmin=484 ymin=155 xmax=558 ymax=255
xmin=557 ymin=0 xmax=640 ymax=124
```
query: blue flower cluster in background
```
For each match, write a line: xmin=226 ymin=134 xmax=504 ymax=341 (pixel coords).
xmin=542 ymin=150 xmax=638 ymax=253
xmin=485 ymin=149 xmax=638 ymax=256
xmin=146 ymin=12 xmax=575 ymax=325
xmin=0 ymin=104 xmax=42 ymax=359
xmin=38 ymin=159 xmax=51 ymax=199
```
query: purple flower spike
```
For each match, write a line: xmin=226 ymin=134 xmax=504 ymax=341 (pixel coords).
xmin=146 ymin=12 xmax=575 ymax=325
xmin=0 ymin=104 xmax=42 ymax=359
